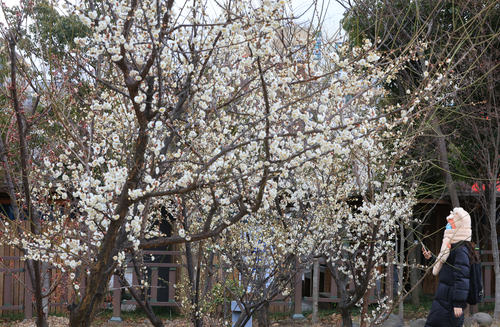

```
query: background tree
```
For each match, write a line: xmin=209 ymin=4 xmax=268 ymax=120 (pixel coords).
xmin=0 ymin=1 xmax=90 ymax=325
xmin=340 ymin=0 xmax=500 ymax=316
xmin=451 ymin=27 xmax=500 ymax=318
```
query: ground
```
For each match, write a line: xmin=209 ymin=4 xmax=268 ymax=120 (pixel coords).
xmin=6 ymin=318 xmax=343 ymax=327
xmin=2 ymin=314 xmax=400 ymax=327
xmin=2 ymin=303 xmax=496 ymax=327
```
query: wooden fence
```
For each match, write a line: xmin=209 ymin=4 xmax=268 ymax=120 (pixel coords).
xmin=300 ymin=257 xmax=394 ymax=305
xmin=0 ymin=247 xmax=183 ymax=319
xmin=479 ymin=250 xmax=495 ymax=304
xmin=0 ymin=243 xmax=30 ymax=316
xmin=109 ymin=250 xmax=182 ymax=321
xmin=0 ymin=248 xmax=494 ymax=319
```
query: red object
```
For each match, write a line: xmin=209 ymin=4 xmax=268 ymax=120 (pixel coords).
xmin=471 ymin=182 xmax=500 ymax=193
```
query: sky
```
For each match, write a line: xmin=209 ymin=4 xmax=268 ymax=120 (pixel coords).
xmin=291 ymin=0 xmax=346 ymax=37
xmin=0 ymin=0 xmax=346 ymax=36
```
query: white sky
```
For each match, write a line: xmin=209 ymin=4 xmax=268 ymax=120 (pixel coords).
xmin=291 ymin=0 xmax=346 ymax=37
xmin=1 ymin=0 xmax=346 ymax=36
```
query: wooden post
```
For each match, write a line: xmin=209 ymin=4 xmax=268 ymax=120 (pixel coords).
xmin=24 ymin=270 xmax=33 ymax=319
xmin=292 ymin=258 xmax=304 ymax=320
xmin=409 ymin=233 xmax=420 ymax=305
xmin=13 ymin=249 xmax=19 ymax=313
xmin=4 ymin=274 xmax=12 ymax=306
xmin=150 ymin=267 xmax=158 ymax=302
xmin=109 ymin=275 xmax=122 ymax=322
xmin=312 ymin=258 xmax=319 ymax=324
xmin=470 ymin=246 xmax=480 ymax=314
xmin=369 ymin=284 xmax=375 ymax=301
xmin=331 ymin=275 xmax=337 ymax=299
xmin=168 ymin=268 xmax=176 ymax=302
xmin=484 ymin=266 xmax=491 ymax=300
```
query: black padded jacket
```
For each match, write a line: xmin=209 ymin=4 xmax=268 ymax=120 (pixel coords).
xmin=425 ymin=242 xmax=470 ymax=327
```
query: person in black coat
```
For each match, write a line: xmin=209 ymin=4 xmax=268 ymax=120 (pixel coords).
xmin=422 ymin=208 xmax=474 ymax=327
xmin=423 ymin=242 xmax=470 ymax=327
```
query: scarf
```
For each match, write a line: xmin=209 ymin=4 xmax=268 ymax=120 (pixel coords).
xmin=432 ymin=207 xmax=472 ymax=276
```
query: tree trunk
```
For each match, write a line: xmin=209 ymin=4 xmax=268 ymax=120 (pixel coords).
xmin=257 ymin=302 xmax=269 ymax=327
xmin=312 ymin=258 xmax=319 ymax=324
xmin=194 ymin=241 xmax=204 ymax=327
xmin=42 ymin=262 xmax=50 ymax=316
xmin=408 ymin=228 xmax=420 ymax=306
xmin=489 ymin=186 xmax=500 ymax=321
xmin=185 ymin=240 xmax=204 ymax=327
xmin=233 ymin=304 xmax=251 ymax=327
xmin=433 ymin=121 xmax=460 ymax=207
xmin=398 ymin=224 xmax=404 ymax=319
xmin=337 ymin=274 xmax=353 ymax=327
xmin=68 ymin=272 xmax=112 ymax=327
xmin=8 ymin=33 xmax=48 ymax=327
xmin=340 ymin=306 xmax=353 ymax=327
xmin=360 ymin=285 xmax=370 ymax=327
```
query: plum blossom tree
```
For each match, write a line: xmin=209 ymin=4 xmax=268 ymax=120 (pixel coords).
xmin=273 ymin=40 xmax=457 ymax=326
xmin=340 ymin=0 xmax=500 ymax=318
xmin=297 ymin=135 xmax=417 ymax=327
xmin=0 ymin=30 xmax=51 ymax=327
xmin=0 ymin=0 xmax=453 ymax=326
xmin=0 ymin=2 xmax=92 ymax=326
xmin=188 ymin=40 xmax=453 ymax=327
xmin=213 ymin=212 xmax=309 ymax=327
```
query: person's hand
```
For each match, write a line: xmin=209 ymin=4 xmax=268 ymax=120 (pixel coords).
xmin=454 ymin=307 xmax=463 ymax=318
xmin=422 ymin=247 xmax=431 ymax=260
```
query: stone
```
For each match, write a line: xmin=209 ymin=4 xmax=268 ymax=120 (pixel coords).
xmin=409 ymin=318 xmax=426 ymax=327
xmin=474 ymin=312 xmax=493 ymax=326
xmin=121 ymin=303 xmax=137 ymax=312
xmin=341 ymin=322 xmax=360 ymax=327
xmin=376 ymin=314 xmax=404 ymax=327
xmin=464 ymin=317 xmax=479 ymax=327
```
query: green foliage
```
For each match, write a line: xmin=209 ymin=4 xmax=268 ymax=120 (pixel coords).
xmin=341 ymin=0 xmax=500 ymax=200
xmin=268 ymin=310 xmax=293 ymax=321
xmin=202 ymin=278 xmax=245 ymax=314
xmin=27 ymin=0 xmax=90 ymax=60
xmin=0 ymin=312 xmax=25 ymax=323
xmin=478 ymin=301 xmax=495 ymax=314
xmin=152 ymin=306 xmax=183 ymax=318
xmin=302 ymin=307 xmax=340 ymax=318
xmin=396 ymin=294 xmax=434 ymax=318
xmin=95 ymin=307 xmax=182 ymax=323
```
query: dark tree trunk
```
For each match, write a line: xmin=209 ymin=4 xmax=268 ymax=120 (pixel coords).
xmin=185 ymin=239 xmax=204 ymax=327
xmin=433 ymin=121 xmax=460 ymax=208
xmin=408 ymin=228 xmax=420 ymax=306
xmin=8 ymin=32 xmax=48 ymax=327
xmin=257 ymin=302 xmax=269 ymax=327
xmin=340 ymin=306 xmax=353 ymax=327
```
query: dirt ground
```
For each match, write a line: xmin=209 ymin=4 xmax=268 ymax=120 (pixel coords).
xmin=6 ymin=315 xmax=344 ymax=327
